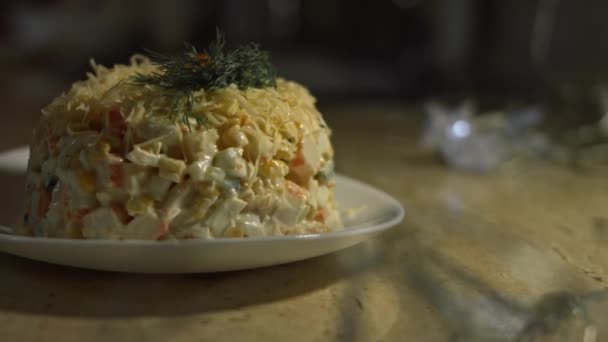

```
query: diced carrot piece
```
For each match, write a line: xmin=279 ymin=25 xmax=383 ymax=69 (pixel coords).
xmin=66 ymin=208 xmax=91 ymax=221
xmin=160 ymin=222 xmax=169 ymax=235
xmin=286 ymin=180 xmax=308 ymax=201
xmin=108 ymin=108 xmax=127 ymax=138
xmin=38 ymin=188 xmax=52 ymax=217
xmin=313 ymin=209 xmax=326 ymax=223
xmin=291 ymin=154 xmax=305 ymax=167
xmin=109 ymin=163 xmax=123 ymax=187
xmin=157 ymin=222 xmax=170 ymax=240
xmin=111 ymin=203 xmax=132 ymax=224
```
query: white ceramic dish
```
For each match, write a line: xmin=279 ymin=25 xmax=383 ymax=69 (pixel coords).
xmin=0 ymin=147 xmax=404 ymax=273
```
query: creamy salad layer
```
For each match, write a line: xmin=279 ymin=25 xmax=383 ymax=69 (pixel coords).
xmin=22 ymin=57 xmax=341 ymax=240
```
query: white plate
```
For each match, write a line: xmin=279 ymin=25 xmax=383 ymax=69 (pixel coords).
xmin=0 ymin=147 xmax=404 ymax=273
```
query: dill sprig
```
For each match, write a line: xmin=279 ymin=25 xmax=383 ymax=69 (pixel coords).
xmin=131 ymin=30 xmax=277 ymax=127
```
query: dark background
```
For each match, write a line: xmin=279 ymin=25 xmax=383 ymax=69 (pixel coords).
xmin=0 ymin=0 xmax=607 ymax=114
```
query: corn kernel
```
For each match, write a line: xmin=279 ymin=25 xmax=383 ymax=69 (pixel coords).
xmin=126 ymin=195 xmax=154 ymax=216
xmin=223 ymin=226 xmax=244 ymax=238
xmin=260 ymin=159 xmax=288 ymax=179
xmin=99 ymin=141 xmax=111 ymax=154
xmin=78 ymin=171 xmax=96 ymax=193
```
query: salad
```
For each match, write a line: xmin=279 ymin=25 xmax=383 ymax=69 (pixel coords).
xmin=21 ymin=36 xmax=342 ymax=240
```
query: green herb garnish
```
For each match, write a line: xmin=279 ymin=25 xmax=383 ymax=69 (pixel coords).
xmin=132 ymin=30 xmax=277 ymax=127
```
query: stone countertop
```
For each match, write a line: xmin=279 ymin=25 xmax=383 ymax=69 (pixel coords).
xmin=0 ymin=103 xmax=607 ymax=341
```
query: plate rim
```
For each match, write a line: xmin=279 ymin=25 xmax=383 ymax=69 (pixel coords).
xmin=0 ymin=174 xmax=404 ymax=247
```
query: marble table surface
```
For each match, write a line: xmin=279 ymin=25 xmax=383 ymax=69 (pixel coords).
xmin=0 ymin=103 xmax=606 ymax=341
